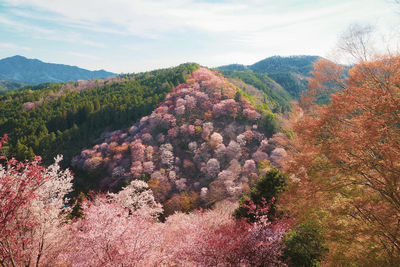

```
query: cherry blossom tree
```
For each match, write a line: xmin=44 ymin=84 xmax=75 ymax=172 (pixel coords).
xmin=65 ymin=196 xmax=162 ymax=266
xmin=108 ymin=180 xmax=163 ymax=219
xmin=0 ymin=136 xmax=73 ymax=267
xmin=205 ymin=158 xmax=220 ymax=179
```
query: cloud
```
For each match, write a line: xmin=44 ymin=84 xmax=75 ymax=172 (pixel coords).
xmin=3 ymin=0 xmax=397 ymax=48
xmin=0 ymin=1 xmax=369 ymax=37
xmin=68 ymin=51 xmax=100 ymax=60
xmin=0 ymin=15 xmax=54 ymax=34
xmin=0 ymin=42 xmax=31 ymax=51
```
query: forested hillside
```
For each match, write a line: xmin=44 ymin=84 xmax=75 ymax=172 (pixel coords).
xmin=0 ymin=79 xmax=24 ymax=94
xmin=71 ymin=67 xmax=288 ymax=215
xmin=219 ymin=70 xmax=292 ymax=112
xmin=0 ymin=63 xmax=199 ymax=165
xmin=218 ymin=55 xmax=320 ymax=99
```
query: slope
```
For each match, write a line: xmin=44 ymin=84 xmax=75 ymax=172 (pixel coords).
xmin=72 ymin=68 xmax=288 ymax=215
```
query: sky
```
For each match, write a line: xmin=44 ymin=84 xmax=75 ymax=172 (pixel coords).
xmin=0 ymin=0 xmax=399 ymax=73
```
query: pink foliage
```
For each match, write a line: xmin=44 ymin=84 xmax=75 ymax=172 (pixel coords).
xmin=209 ymin=132 xmax=223 ymax=148
xmin=156 ymin=133 xmax=165 ymax=143
xmin=141 ymin=133 xmax=153 ymax=143
xmin=226 ymin=140 xmax=241 ymax=161
xmin=213 ymin=99 xmax=239 ymax=118
xmin=130 ymin=142 xmax=145 ymax=162
xmin=65 ymin=197 xmax=161 ymax=266
xmin=206 ymin=158 xmax=220 ymax=179
xmin=184 ymin=95 xmax=197 ymax=109
xmin=145 ymin=146 xmax=154 ymax=161
xmin=167 ymin=127 xmax=178 ymax=138
xmin=143 ymin=161 xmax=155 ymax=174
xmin=22 ymin=102 xmax=36 ymax=111
xmin=243 ymin=108 xmax=261 ymax=121
xmin=187 ymin=124 xmax=195 ymax=136
xmin=130 ymin=161 xmax=143 ymax=178
xmin=242 ymin=160 xmax=257 ymax=176
xmin=0 ymin=147 xmax=73 ymax=266
xmin=162 ymin=202 xmax=287 ymax=266
xmin=252 ymin=150 xmax=269 ymax=162
xmin=201 ymin=127 xmax=210 ymax=140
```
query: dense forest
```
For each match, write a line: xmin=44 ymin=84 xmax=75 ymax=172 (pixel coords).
xmin=0 ymin=63 xmax=199 ymax=166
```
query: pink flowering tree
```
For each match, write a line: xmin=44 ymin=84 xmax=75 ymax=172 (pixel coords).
xmin=0 ymin=135 xmax=73 ymax=266
xmin=65 ymin=196 xmax=163 ymax=266
xmin=162 ymin=201 xmax=288 ymax=266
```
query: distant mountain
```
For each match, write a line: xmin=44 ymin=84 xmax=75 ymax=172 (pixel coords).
xmin=218 ymin=55 xmax=319 ymax=76
xmin=0 ymin=55 xmax=115 ymax=84
xmin=217 ymin=55 xmax=321 ymax=99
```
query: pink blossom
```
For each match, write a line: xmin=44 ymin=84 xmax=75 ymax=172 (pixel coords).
xmin=141 ymin=133 xmax=153 ymax=143
xmin=143 ymin=161 xmax=155 ymax=174
xmin=243 ymin=108 xmax=261 ymax=120
xmin=130 ymin=142 xmax=145 ymax=162
xmin=130 ymin=161 xmax=143 ymax=178
xmin=206 ymin=158 xmax=220 ymax=179
xmin=167 ymin=127 xmax=178 ymax=138
xmin=242 ymin=160 xmax=256 ymax=176
xmin=212 ymin=99 xmax=239 ymax=118
xmin=188 ymin=124 xmax=196 ymax=136
xmin=252 ymin=150 xmax=269 ymax=162
xmin=209 ymin=132 xmax=223 ymax=148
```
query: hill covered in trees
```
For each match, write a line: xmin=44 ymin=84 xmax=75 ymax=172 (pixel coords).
xmin=71 ymin=67 xmax=288 ymax=215
xmin=217 ymin=55 xmax=320 ymax=99
xmin=0 ymin=55 xmax=115 ymax=85
xmin=0 ymin=63 xmax=200 ymax=166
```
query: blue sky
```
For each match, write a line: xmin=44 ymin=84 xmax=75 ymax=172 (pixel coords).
xmin=0 ymin=0 xmax=399 ymax=73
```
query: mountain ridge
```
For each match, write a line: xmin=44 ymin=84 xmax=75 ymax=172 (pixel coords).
xmin=0 ymin=55 xmax=115 ymax=85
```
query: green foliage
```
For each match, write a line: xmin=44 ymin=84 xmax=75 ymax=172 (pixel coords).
xmin=257 ymin=112 xmax=278 ymax=138
xmin=234 ymin=168 xmax=287 ymax=221
xmin=0 ymin=79 xmax=24 ymax=94
xmin=0 ymin=63 xmax=200 ymax=166
xmin=68 ymin=192 xmax=86 ymax=219
xmin=283 ymin=222 xmax=329 ymax=267
xmin=268 ymin=72 xmax=308 ymax=99
xmin=217 ymin=56 xmax=323 ymax=101
xmin=216 ymin=63 xmax=249 ymax=71
xmin=219 ymin=70 xmax=291 ymax=113
xmin=250 ymin=55 xmax=319 ymax=76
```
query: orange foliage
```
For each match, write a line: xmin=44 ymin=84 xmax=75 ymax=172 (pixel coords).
xmin=281 ymin=55 xmax=400 ymax=265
